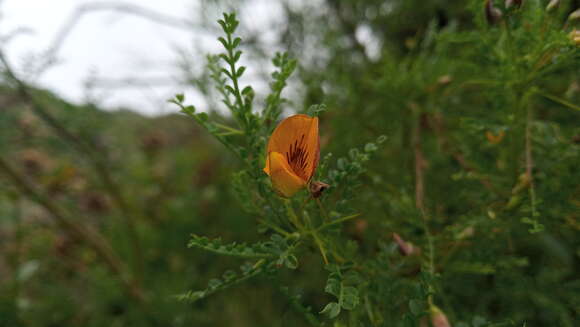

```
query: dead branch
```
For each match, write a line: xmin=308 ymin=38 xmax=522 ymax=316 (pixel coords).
xmin=0 ymin=156 xmax=144 ymax=303
xmin=0 ymin=49 xmax=145 ymax=280
xmin=34 ymin=1 xmax=198 ymax=77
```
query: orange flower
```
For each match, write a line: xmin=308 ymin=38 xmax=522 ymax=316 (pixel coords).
xmin=485 ymin=130 xmax=505 ymax=144
xmin=263 ymin=114 xmax=320 ymax=197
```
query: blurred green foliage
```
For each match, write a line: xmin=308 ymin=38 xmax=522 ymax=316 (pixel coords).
xmin=1 ymin=1 xmax=580 ymax=326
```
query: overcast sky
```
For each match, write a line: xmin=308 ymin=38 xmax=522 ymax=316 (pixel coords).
xmin=1 ymin=0 xmax=283 ymax=115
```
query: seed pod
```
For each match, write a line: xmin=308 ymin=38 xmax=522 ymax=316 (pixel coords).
xmin=546 ymin=0 xmax=560 ymax=12
xmin=569 ymin=8 xmax=580 ymax=21
xmin=485 ymin=0 xmax=503 ymax=25
xmin=18 ymin=149 xmax=53 ymax=176
xmin=437 ymin=75 xmax=453 ymax=86
xmin=570 ymin=29 xmax=580 ymax=46
xmin=505 ymin=0 xmax=523 ymax=9
xmin=309 ymin=181 xmax=329 ymax=198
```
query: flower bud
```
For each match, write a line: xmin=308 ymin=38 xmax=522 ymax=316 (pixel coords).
xmin=392 ymin=233 xmax=421 ymax=256
xmin=430 ymin=305 xmax=451 ymax=327
xmin=485 ymin=130 xmax=505 ymax=144
xmin=486 ymin=0 xmax=503 ymax=24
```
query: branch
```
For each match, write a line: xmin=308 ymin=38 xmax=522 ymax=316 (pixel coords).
xmin=88 ymin=76 xmax=182 ymax=89
xmin=525 ymin=106 xmax=537 ymax=217
xmin=0 ymin=49 xmax=145 ymax=280
xmin=411 ymin=105 xmax=427 ymax=215
xmin=410 ymin=103 xmax=435 ymax=302
xmin=0 ymin=156 xmax=145 ymax=303
xmin=33 ymin=1 xmax=197 ymax=77
xmin=430 ymin=112 xmax=503 ymax=196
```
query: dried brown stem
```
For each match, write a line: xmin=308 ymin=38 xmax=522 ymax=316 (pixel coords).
xmin=33 ymin=1 xmax=196 ymax=76
xmin=0 ymin=157 xmax=145 ymax=302
xmin=411 ymin=106 xmax=427 ymax=216
xmin=0 ymin=50 xmax=144 ymax=281
xmin=410 ymin=104 xmax=435 ymax=283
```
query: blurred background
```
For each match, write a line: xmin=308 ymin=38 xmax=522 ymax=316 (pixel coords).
xmin=1 ymin=0 xmax=579 ymax=326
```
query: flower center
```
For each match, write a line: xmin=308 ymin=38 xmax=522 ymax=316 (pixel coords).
xmin=285 ymin=134 xmax=309 ymax=179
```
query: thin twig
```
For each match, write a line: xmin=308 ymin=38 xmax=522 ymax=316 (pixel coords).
xmin=0 ymin=156 xmax=145 ymax=302
xmin=525 ymin=106 xmax=537 ymax=218
xmin=34 ymin=1 xmax=197 ymax=77
xmin=411 ymin=108 xmax=427 ymax=217
xmin=430 ymin=113 xmax=502 ymax=196
xmin=411 ymin=104 xmax=435 ymax=306
xmin=535 ymin=90 xmax=580 ymax=112
xmin=0 ymin=50 xmax=145 ymax=280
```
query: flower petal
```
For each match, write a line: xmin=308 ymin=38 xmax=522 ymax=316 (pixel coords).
xmin=266 ymin=114 xmax=319 ymax=182
xmin=266 ymin=151 xmax=306 ymax=198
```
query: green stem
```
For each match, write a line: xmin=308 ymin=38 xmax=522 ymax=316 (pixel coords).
xmin=525 ymin=103 xmax=538 ymax=220
xmin=284 ymin=200 xmax=304 ymax=230
xmin=258 ymin=219 xmax=292 ymax=237
xmin=535 ymin=91 xmax=580 ymax=111
xmin=316 ymin=213 xmax=361 ymax=232
xmin=316 ymin=198 xmax=330 ymax=222
xmin=215 ymin=122 xmax=244 ymax=134
xmin=304 ymin=213 xmax=329 ymax=264
xmin=225 ymin=33 xmax=246 ymax=124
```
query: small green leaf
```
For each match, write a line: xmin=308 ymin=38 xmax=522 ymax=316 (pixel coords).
xmin=324 ymin=276 xmax=340 ymax=297
xmin=343 ymin=270 xmax=362 ymax=284
xmin=284 ymin=254 xmax=298 ymax=269
xmin=180 ymin=105 xmax=196 ymax=115
xmin=337 ymin=158 xmax=348 ymax=170
xmin=217 ymin=19 xmax=227 ymax=32
xmin=320 ymin=302 xmax=341 ymax=318
xmin=376 ymin=135 xmax=387 ymax=144
xmin=233 ymin=50 xmax=242 ymax=62
xmin=237 ymin=66 xmax=246 ymax=78
xmin=364 ymin=142 xmax=378 ymax=152
xmin=221 ymin=68 xmax=233 ymax=80
xmin=222 ymin=270 xmax=237 ymax=281
xmin=232 ymin=37 xmax=242 ymax=48
xmin=341 ymin=286 xmax=359 ymax=310
xmin=349 ymin=148 xmax=360 ymax=160
xmin=230 ymin=20 xmax=239 ymax=32
xmin=196 ymin=112 xmax=208 ymax=122
xmin=472 ymin=316 xmax=487 ymax=327
xmin=409 ymin=299 xmax=425 ymax=316
xmin=217 ymin=36 xmax=228 ymax=49
xmin=224 ymin=85 xmax=236 ymax=95
xmin=241 ymin=86 xmax=253 ymax=95
xmin=208 ymin=278 xmax=222 ymax=290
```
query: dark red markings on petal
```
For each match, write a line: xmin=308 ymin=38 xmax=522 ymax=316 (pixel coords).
xmin=285 ymin=134 xmax=309 ymax=179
